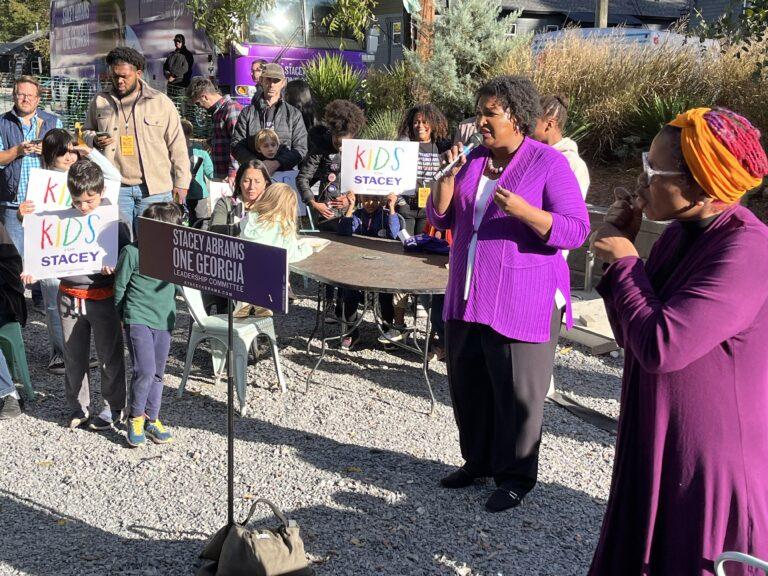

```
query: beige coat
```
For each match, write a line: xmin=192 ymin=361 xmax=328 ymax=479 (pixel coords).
xmin=84 ymin=80 xmax=191 ymax=194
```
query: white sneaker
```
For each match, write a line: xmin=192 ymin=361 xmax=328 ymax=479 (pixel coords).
xmin=378 ymin=328 xmax=404 ymax=345
xmin=416 ymin=304 xmax=428 ymax=319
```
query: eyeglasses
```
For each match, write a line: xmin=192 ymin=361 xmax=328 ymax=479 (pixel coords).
xmin=15 ymin=93 xmax=39 ymax=101
xmin=642 ymin=152 xmax=684 ymax=186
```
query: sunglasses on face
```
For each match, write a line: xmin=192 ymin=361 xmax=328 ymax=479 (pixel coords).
xmin=641 ymin=152 xmax=685 ymax=186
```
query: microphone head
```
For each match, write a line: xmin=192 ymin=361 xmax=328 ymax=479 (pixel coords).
xmin=468 ymin=132 xmax=483 ymax=148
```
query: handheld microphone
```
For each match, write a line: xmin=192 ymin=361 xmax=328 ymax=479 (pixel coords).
xmin=431 ymin=132 xmax=483 ymax=181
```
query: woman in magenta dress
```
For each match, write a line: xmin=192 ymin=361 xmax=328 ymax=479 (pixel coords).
xmin=589 ymin=107 xmax=768 ymax=575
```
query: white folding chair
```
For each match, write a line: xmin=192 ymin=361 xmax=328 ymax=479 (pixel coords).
xmin=178 ymin=287 xmax=287 ymax=416
xmin=715 ymin=551 xmax=768 ymax=576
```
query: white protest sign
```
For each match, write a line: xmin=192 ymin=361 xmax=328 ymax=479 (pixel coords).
xmin=24 ymin=168 xmax=119 ymax=209
xmin=22 ymin=205 xmax=120 ymax=280
xmin=201 ymin=180 xmax=234 ymax=219
xmin=340 ymin=139 xmax=419 ymax=196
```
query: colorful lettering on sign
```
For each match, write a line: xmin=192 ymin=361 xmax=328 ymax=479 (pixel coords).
xmin=353 ymin=144 xmax=404 ymax=171
xmin=41 ymin=176 xmax=72 ymax=207
xmin=39 ymin=214 xmax=101 ymax=250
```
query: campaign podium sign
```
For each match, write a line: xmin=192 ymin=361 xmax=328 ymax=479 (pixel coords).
xmin=340 ymin=139 xmax=419 ymax=196
xmin=137 ymin=218 xmax=288 ymax=313
xmin=22 ymin=205 xmax=120 ymax=280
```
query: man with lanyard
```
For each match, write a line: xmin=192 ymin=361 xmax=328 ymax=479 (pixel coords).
xmin=0 ymin=75 xmax=67 ymax=374
xmin=231 ymin=63 xmax=308 ymax=175
xmin=85 ymin=47 xmax=191 ymax=237
xmin=186 ymin=77 xmax=242 ymax=184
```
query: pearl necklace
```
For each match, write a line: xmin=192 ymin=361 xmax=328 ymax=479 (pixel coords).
xmin=486 ymin=157 xmax=508 ymax=175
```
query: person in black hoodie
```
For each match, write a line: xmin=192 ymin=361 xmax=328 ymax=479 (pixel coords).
xmin=296 ymin=99 xmax=366 ymax=231
xmin=0 ymin=221 xmax=26 ymax=419
xmin=163 ymin=34 xmax=194 ymax=95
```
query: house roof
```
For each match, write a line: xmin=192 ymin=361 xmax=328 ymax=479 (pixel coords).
xmin=503 ymin=0 xmax=689 ymax=19
xmin=0 ymin=30 xmax=47 ymax=56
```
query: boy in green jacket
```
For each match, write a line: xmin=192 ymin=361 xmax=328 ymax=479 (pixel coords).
xmin=114 ymin=202 xmax=183 ymax=447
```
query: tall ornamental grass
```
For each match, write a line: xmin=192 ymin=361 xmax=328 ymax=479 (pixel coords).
xmin=493 ymin=30 xmax=768 ymax=161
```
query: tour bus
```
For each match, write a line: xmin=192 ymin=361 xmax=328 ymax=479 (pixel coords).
xmin=49 ymin=0 xmax=372 ymax=101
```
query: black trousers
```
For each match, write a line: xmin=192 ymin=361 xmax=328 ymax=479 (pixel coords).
xmin=444 ymin=307 xmax=561 ymax=495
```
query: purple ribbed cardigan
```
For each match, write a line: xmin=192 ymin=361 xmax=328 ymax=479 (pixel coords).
xmin=426 ymin=137 xmax=590 ymax=343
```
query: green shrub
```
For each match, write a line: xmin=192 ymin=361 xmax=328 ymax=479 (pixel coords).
xmin=361 ymin=109 xmax=403 ymax=141
xmin=304 ymin=53 xmax=365 ymax=117
xmin=405 ymin=0 xmax=527 ymax=124
xmin=364 ymin=61 xmax=415 ymax=115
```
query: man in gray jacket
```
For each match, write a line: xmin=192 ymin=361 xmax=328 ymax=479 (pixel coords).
xmin=230 ymin=63 xmax=307 ymax=174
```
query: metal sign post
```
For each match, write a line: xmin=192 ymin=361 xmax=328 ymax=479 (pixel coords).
xmin=137 ymin=218 xmax=288 ymax=529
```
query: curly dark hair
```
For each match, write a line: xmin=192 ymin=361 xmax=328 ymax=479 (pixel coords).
xmin=323 ymin=100 xmax=366 ymax=137
xmin=105 ymin=47 xmax=146 ymax=71
xmin=398 ymin=104 xmax=449 ymax=142
xmin=476 ymin=76 xmax=542 ymax=136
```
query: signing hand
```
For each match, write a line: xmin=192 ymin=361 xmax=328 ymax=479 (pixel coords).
xmin=19 ymin=200 xmax=36 ymax=217
xmin=589 ymin=223 xmax=639 ymax=265
xmin=605 ymin=187 xmax=643 ymax=242
xmin=311 ymin=199 xmax=335 ymax=220
xmin=493 ymin=186 xmax=530 ymax=219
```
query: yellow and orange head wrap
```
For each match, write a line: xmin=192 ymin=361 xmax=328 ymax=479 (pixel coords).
xmin=668 ymin=107 xmax=768 ymax=204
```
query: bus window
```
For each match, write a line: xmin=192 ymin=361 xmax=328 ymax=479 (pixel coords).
xmin=305 ymin=0 xmax=363 ymax=50
xmin=249 ymin=0 xmax=305 ymax=46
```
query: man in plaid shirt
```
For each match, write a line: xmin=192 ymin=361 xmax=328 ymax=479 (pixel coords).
xmin=186 ymin=78 xmax=242 ymax=182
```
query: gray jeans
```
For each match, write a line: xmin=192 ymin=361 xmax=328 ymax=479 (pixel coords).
xmin=57 ymin=292 xmax=126 ymax=415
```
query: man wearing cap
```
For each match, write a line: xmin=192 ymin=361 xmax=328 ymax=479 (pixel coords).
xmin=231 ymin=63 xmax=308 ymax=174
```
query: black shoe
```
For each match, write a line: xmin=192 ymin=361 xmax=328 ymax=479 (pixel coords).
xmin=48 ymin=354 xmax=66 ymax=375
xmin=88 ymin=413 xmax=119 ymax=431
xmin=0 ymin=395 xmax=22 ymax=420
xmin=440 ymin=467 xmax=478 ymax=489
xmin=485 ymin=488 xmax=524 ymax=512
xmin=68 ymin=409 xmax=89 ymax=429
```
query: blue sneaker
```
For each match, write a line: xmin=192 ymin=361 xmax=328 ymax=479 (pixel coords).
xmin=126 ymin=416 xmax=146 ymax=447
xmin=145 ymin=419 xmax=173 ymax=444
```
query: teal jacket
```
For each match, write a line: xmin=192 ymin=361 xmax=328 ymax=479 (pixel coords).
xmin=188 ymin=145 xmax=214 ymax=200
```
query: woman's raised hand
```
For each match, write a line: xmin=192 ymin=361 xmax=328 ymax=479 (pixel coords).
xmin=604 ymin=187 xmax=642 ymax=242
xmin=438 ymin=143 xmax=468 ymax=180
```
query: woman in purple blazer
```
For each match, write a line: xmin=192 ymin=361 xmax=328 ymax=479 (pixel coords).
xmin=589 ymin=108 xmax=768 ymax=575
xmin=426 ymin=76 xmax=590 ymax=512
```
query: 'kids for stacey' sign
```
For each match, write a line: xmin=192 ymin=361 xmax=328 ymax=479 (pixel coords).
xmin=340 ymin=139 xmax=419 ymax=196
xmin=22 ymin=168 xmax=120 ymax=280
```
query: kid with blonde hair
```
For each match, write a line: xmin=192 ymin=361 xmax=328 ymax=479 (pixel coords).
xmin=253 ymin=128 xmax=280 ymax=162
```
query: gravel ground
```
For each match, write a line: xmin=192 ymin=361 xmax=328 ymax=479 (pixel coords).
xmin=0 ymin=278 xmax=622 ymax=576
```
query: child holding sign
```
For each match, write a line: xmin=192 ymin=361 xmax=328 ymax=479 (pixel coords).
xmin=18 ymin=128 xmax=122 ymax=375
xmin=335 ymin=191 xmax=402 ymax=350
xmin=56 ymin=160 xmax=130 ymax=430
xmin=115 ymin=203 xmax=183 ymax=447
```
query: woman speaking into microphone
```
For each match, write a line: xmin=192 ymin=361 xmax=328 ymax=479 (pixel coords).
xmin=426 ymin=76 xmax=589 ymax=512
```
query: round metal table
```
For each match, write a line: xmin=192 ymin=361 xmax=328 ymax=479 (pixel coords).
xmin=291 ymin=232 xmax=449 ymax=414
